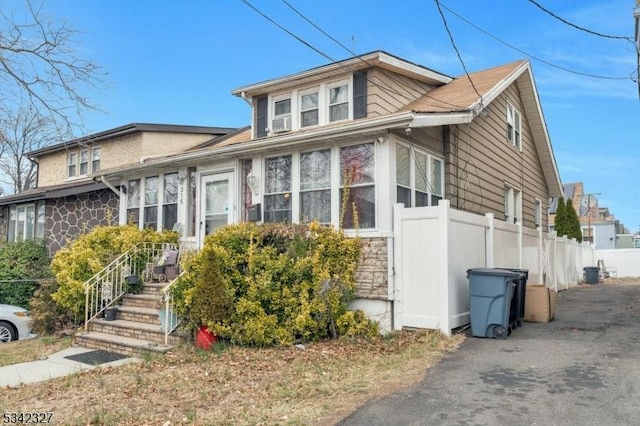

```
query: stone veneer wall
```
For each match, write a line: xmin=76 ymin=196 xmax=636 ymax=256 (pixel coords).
xmin=355 ymin=237 xmax=389 ymax=299
xmin=45 ymin=189 xmax=119 ymax=256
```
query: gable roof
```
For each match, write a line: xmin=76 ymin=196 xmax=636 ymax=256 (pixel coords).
xmin=27 ymin=123 xmax=237 ymax=158
xmin=405 ymin=60 xmax=563 ymax=198
xmin=231 ymin=50 xmax=452 ymax=98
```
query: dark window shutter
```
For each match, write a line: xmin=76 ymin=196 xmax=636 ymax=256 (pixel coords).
xmin=256 ymin=96 xmax=268 ymax=138
xmin=353 ymin=71 xmax=367 ymax=119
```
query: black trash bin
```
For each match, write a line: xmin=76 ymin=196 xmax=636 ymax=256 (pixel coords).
xmin=467 ymin=268 xmax=520 ymax=339
xmin=583 ymin=266 xmax=600 ymax=284
xmin=497 ymin=268 xmax=528 ymax=328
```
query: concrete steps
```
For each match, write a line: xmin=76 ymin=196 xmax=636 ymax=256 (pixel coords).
xmin=75 ymin=282 xmax=185 ymax=357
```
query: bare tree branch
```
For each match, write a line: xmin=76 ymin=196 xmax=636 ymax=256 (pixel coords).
xmin=0 ymin=0 xmax=104 ymax=136
xmin=0 ymin=105 xmax=57 ymax=193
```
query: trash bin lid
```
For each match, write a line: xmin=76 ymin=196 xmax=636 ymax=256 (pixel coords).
xmin=467 ymin=268 xmax=521 ymax=278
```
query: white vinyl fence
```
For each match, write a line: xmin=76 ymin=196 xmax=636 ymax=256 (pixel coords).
xmin=392 ymin=200 xmax=594 ymax=335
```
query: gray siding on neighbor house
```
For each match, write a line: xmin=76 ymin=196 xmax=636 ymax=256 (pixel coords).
xmin=444 ymin=83 xmax=550 ymax=230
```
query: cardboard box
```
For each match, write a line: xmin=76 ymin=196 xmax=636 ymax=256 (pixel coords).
xmin=524 ymin=285 xmax=557 ymax=323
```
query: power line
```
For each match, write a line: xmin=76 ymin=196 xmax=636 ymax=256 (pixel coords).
xmin=243 ymin=0 xmax=468 ymax=111
xmin=438 ymin=1 xmax=634 ymax=81
xmin=434 ymin=0 xmax=482 ymax=100
xmin=527 ymin=0 xmax=633 ymax=41
xmin=278 ymin=0 xmax=468 ymax=111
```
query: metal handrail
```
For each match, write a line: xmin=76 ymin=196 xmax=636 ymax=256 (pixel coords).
xmin=83 ymin=242 xmax=177 ymax=331
xmin=161 ymin=271 xmax=184 ymax=345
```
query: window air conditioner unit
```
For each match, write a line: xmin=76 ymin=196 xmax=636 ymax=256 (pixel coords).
xmin=272 ymin=115 xmax=292 ymax=133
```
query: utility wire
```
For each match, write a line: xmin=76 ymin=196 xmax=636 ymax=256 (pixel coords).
xmin=439 ymin=1 xmax=633 ymax=81
xmin=244 ymin=0 xmax=468 ymax=110
xmin=434 ymin=0 xmax=482 ymax=100
xmin=240 ymin=0 xmax=336 ymax=64
xmin=527 ymin=0 xmax=633 ymax=41
xmin=278 ymin=0 xmax=468 ymax=111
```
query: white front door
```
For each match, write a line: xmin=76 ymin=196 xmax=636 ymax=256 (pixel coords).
xmin=199 ymin=172 xmax=234 ymax=245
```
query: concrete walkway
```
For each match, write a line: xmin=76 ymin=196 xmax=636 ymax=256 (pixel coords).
xmin=339 ymin=282 xmax=640 ymax=425
xmin=0 ymin=346 xmax=140 ymax=388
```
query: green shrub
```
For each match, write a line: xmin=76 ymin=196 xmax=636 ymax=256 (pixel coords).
xmin=50 ymin=225 xmax=178 ymax=320
xmin=0 ymin=240 xmax=52 ymax=309
xmin=29 ymin=279 xmax=75 ymax=335
xmin=173 ymin=221 xmax=378 ymax=346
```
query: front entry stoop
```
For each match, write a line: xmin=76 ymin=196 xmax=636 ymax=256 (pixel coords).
xmin=75 ymin=285 xmax=185 ymax=357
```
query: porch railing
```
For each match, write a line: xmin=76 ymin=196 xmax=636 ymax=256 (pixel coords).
xmin=83 ymin=242 xmax=177 ymax=331
xmin=161 ymin=272 xmax=184 ymax=345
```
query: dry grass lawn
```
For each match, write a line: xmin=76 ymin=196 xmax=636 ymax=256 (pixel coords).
xmin=1 ymin=330 xmax=464 ymax=425
xmin=0 ymin=336 xmax=73 ymax=367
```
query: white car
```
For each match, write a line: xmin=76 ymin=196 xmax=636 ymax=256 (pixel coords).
xmin=0 ymin=304 xmax=34 ymax=343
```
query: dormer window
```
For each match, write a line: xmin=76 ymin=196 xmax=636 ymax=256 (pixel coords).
xmin=300 ymin=91 xmax=319 ymax=127
xmin=272 ymin=97 xmax=292 ymax=132
xmin=329 ymin=83 xmax=349 ymax=122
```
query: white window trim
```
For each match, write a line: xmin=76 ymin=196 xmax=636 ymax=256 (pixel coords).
xmin=395 ymin=141 xmax=445 ymax=207
xmin=125 ymin=172 xmax=179 ymax=231
xmin=327 ymin=78 xmax=351 ymax=124
xmin=504 ymin=184 xmax=522 ymax=224
xmin=534 ymin=197 xmax=542 ymax=228
xmin=507 ymin=101 xmax=522 ymax=151
xmin=257 ymin=139 xmax=377 ymax=230
xmin=267 ymin=76 xmax=353 ymax=134
xmin=299 ymin=87 xmax=320 ymax=129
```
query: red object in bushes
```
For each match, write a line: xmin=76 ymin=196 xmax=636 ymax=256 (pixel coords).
xmin=195 ymin=325 xmax=217 ymax=350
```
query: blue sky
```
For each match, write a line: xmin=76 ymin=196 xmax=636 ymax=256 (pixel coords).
xmin=36 ymin=1 xmax=640 ymax=230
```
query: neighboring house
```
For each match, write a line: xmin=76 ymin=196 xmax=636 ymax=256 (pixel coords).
xmin=0 ymin=123 xmax=236 ymax=255
xmin=549 ymin=181 xmax=625 ymax=250
xmin=93 ymin=51 xmax=562 ymax=329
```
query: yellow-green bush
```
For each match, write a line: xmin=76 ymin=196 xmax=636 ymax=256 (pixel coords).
xmin=173 ymin=222 xmax=378 ymax=346
xmin=50 ymin=225 xmax=178 ymax=321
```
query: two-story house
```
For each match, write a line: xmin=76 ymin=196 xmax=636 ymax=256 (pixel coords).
xmin=0 ymin=123 xmax=236 ymax=255
xmin=92 ymin=51 xmax=562 ymax=330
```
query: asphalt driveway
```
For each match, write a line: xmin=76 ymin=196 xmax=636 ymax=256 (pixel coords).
xmin=339 ymin=282 xmax=640 ymax=425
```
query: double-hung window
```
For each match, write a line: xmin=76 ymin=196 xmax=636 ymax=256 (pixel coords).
xmin=143 ymin=176 xmax=159 ymax=229
xmin=163 ymin=173 xmax=179 ymax=230
xmin=300 ymin=91 xmax=319 ymax=128
xmin=300 ymin=149 xmax=331 ymax=224
xmin=79 ymin=150 xmax=89 ymax=175
xmin=264 ymin=155 xmax=292 ymax=223
xmin=127 ymin=173 xmax=179 ymax=230
xmin=504 ymin=185 xmax=522 ymax=224
xmin=272 ymin=97 xmax=292 ymax=132
xmin=68 ymin=153 xmax=77 ymax=178
xmin=340 ymin=143 xmax=375 ymax=228
xmin=127 ymin=179 xmax=141 ymax=225
xmin=396 ymin=144 xmax=444 ymax=207
xmin=92 ymin=148 xmax=101 ymax=173
xmin=329 ymin=83 xmax=349 ymax=122
xmin=507 ymin=102 xmax=522 ymax=149
xmin=534 ymin=198 xmax=542 ymax=228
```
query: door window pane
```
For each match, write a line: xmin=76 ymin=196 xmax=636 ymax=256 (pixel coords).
xmin=204 ymin=179 xmax=229 ymax=235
